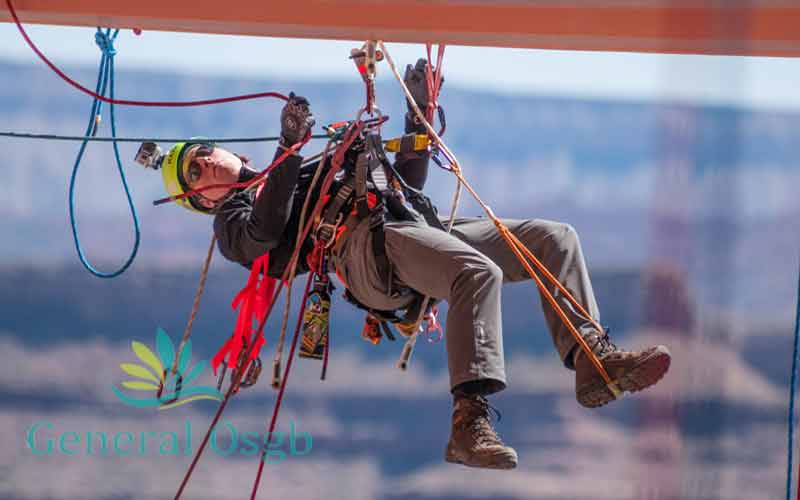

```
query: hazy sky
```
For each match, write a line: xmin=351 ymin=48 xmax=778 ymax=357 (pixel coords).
xmin=1 ymin=23 xmax=799 ymax=111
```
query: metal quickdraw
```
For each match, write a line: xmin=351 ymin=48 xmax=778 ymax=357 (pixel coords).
xmin=350 ymin=40 xmax=383 ymax=114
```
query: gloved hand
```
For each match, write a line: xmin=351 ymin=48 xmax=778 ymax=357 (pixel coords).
xmin=280 ymin=92 xmax=315 ymax=147
xmin=403 ymin=58 xmax=444 ymax=133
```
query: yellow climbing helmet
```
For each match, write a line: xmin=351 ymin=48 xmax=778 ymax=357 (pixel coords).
xmin=136 ymin=140 xmax=214 ymax=215
xmin=162 ymin=142 xmax=207 ymax=214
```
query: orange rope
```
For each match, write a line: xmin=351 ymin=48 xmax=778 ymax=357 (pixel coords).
xmin=494 ymin=223 xmax=618 ymax=393
xmin=506 ymin=231 xmax=605 ymax=335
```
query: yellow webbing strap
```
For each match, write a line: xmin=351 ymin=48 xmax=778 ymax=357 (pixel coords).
xmin=384 ymin=134 xmax=430 ymax=153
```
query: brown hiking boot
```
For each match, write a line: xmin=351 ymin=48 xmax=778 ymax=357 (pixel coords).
xmin=445 ymin=394 xmax=518 ymax=470
xmin=575 ymin=331 xmax=671 ymax=408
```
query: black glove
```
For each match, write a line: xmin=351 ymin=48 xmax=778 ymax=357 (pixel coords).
xmin=403 ymin=58 xmax=446 ymax=110
xmin=403 ymin=58 xmax=444 ymax=133
xmin=280 ymin=92 xmax=315 ymax=147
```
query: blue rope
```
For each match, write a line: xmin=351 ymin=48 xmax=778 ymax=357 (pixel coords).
xmin=786 ymin=258 xmax=800 ymax=500
xmin=68 ymin=28 xmax=140 ymax=278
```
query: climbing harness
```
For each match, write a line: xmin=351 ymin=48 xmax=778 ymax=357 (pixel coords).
xmin=312 ymin=125 xmax=443 ymax=342
xmin=69 ymin=28 xmax=140 ymax=279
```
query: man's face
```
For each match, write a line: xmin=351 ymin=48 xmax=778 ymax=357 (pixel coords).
xmin=182 ymin=145 xmax=243 ymax=208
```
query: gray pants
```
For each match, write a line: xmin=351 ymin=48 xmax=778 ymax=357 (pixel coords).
xmin=333 ymin=216 xmax=600 ymax=394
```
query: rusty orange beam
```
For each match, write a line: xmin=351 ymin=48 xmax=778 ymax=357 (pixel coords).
xmin=1 ymin=0 xmax=799 ymax=57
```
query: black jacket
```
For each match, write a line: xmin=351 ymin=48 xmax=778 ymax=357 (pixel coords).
xmin=213 ymin=145 xmax=431 ymax=278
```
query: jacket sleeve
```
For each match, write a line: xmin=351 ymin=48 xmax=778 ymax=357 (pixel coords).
xmin=213 ymin=149 xmax=303 ymax=266
xmin=393 ymin=149 xmax=430 ymax=191
xmin=393 ymin=112 xmax=432 ymax=190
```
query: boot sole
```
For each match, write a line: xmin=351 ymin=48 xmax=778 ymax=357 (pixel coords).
xmin=577 ymin=345 xmax=671 ymax=408
xmin=445 ymin=449 xmax=518 ymax=470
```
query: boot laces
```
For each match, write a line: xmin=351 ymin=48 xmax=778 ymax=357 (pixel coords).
xmin=463 ymin=396 xmax=505 ymax=447
xmin=587 ymin=329 xmax=618 ymax=358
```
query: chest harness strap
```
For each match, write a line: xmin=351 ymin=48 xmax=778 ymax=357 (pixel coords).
xmin=313 ymin=129 xmax=440 ymax=342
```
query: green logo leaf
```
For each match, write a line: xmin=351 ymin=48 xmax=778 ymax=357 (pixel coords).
xmin=120 ymin=362 xmax=160 ymax=383
xmin=131 ymin=341 xmax=164 ymax=379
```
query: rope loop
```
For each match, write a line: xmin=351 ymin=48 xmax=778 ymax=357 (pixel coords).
xmin=94 ymin=29 xmax=117 ymax=58
xmin=69 ymin=27 xmax=141 ymax=278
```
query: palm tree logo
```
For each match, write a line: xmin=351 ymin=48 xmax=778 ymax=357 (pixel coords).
xmin=112 ymin=328 xmax=223 ymax=410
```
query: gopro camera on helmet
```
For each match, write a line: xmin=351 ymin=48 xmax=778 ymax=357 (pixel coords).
xmin=135 ymin=142 xmax=164 ymax=170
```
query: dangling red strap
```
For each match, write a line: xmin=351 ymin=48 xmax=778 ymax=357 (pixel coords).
xmin=211 ymin=253 xmax=277 ymax=374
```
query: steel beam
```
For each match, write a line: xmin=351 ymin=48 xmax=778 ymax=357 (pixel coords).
xmin=1 ymin=1 xmax=799 ymax=57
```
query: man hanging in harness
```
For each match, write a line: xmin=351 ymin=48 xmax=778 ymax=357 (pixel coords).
xmin=140 ymin=59 xmax=671 ymax=470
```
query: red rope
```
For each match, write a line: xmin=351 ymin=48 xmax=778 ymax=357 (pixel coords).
xmin=173 ymin=281 xmax=285 ymax=500
xmin=5 ymin=0 xmax=288 ymax=107
xmin=423 ymin=44 xmax=446 ymax=138
xmin=249 ymin=263 xmax=316 ymax=500
xmin=424 ymin=44 xmax=446 ymax=124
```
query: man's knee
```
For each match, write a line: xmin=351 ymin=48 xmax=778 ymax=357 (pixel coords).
xmin=453 ymin=257 xmax=503 ymax=292
xmin=515 ymin=219 xmax=580 ymax=251
xmin=543 ymin=221 xmax=580 ymax=253
xmin=559 ymin=223 xmax=579 ymax=249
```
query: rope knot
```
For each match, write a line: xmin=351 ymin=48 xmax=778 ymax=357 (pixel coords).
xmin=94 ymin=30 xmax=117 ymax=57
